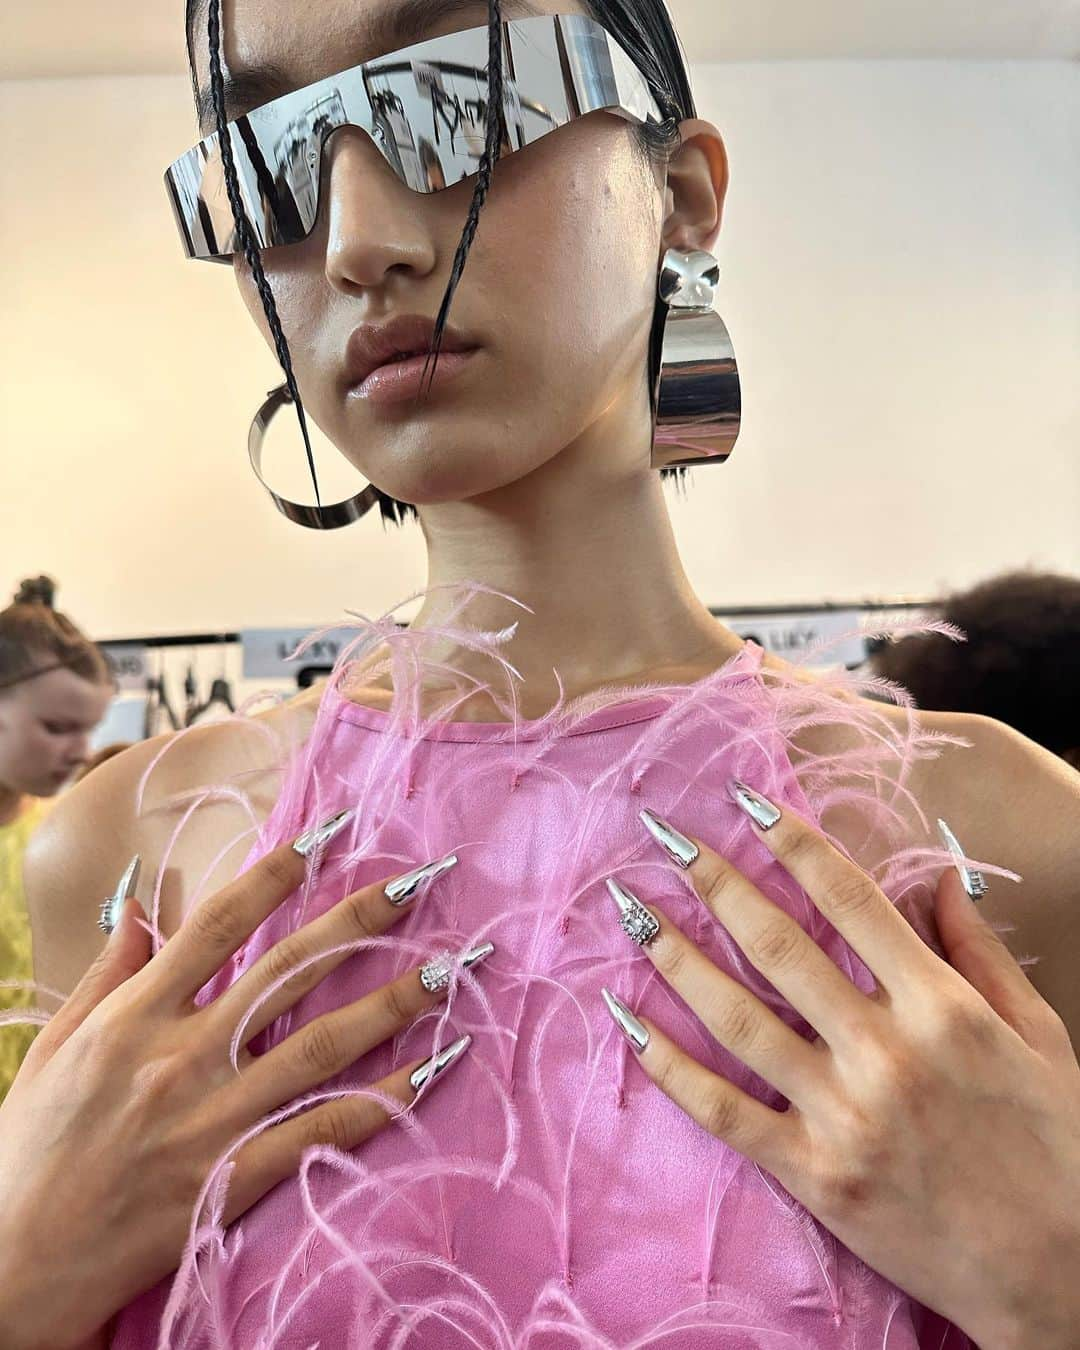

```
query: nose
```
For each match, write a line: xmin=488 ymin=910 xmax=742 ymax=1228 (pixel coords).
xmin=66 ymin=732 xmax=91 ymax=768
xmin=321 ymin=128 xmax=438 ymax=296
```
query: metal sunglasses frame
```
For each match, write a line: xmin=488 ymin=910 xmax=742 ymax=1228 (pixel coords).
xmin=165 ymin=13 xmax=662 ymax=261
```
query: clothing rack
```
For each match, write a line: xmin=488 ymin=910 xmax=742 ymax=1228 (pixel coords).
xmin=97 ymin=631 xmax=239 ymax=648
xmin=99 ymin=597 xmax=940 ymax=648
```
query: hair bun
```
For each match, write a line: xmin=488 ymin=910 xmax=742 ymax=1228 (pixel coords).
xmin=14 ymin=575 xmax=57 ymax=608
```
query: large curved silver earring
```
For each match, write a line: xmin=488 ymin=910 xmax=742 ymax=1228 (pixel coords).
xmin=250 ymin=249 xmax=741 ymax=527
xmin=650 ymin=247 xmax=741 ymax=470
xmin=248 ymin=384 xmax=380 ymax=529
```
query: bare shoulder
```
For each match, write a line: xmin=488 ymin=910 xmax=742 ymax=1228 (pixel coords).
xmin=783 ymin=678 xmax=1080 ymax=1045
xmin=25 ymin=688 xmax=322 ymax=998
xmin=906 ymin=706 xmax=1080 ymax=1044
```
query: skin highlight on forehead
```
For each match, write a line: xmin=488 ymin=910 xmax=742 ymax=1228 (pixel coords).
xmin=190 ymin=0 xmax=569 ymax=133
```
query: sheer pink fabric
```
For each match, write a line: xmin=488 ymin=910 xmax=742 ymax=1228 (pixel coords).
xmin=111 ymin=590 xmax=983 ymax=1348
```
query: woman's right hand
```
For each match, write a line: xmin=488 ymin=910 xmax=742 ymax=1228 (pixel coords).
xmin=0 ymin=823 xmax=475 ymax=1350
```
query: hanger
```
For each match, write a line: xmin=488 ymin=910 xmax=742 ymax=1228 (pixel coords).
xmin=183 ymin=647 xmax=200 ymax=728
xmin=143 ymin=649 xmax=181 ymax=738
xmin=187 ymin=637 xmax=236 ymax=722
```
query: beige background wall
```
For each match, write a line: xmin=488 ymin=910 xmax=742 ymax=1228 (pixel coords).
xmin=2 ymin=58 xmax=1077 ymax=640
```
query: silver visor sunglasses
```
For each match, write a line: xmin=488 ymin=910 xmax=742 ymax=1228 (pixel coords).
xmin=165 ymin=13 xmax=662 ymax=262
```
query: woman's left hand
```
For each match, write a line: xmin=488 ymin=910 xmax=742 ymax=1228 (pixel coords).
xmin=605 ymin=786 xmax=1080 ymax=1350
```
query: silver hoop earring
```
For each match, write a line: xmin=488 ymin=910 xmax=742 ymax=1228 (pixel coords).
xmin=248 ymin=384 xmax=380 ymax=529
xmin=249 ymin=248 xmax=741 ymax=528
xmin=650 ymin=247 xmax=741 ymax=470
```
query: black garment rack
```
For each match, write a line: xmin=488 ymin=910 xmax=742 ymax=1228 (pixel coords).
xmin=99 ymin=598 xmax=939 ymax=650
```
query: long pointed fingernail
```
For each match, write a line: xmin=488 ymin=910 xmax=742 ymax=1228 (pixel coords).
xmin=639 ymin=808 xmax=699 ymax=868
xmin=385 ymin=852 xmax=459 ymax=906
xmin=97 ymin=854 xmax=142 ymax=935
xmin=728 ymin=780 xmax=782 ymax=830
xmin=606 ymin=878 xmax=660 ymax=946
xmin=419 ymin=941 xmax=495 ymax=994
xmin=937 ymin=819 xmax=989 ymax=901
xmin=601 ymin=987 xmax=650 ymax=1053
xmin=293 ymin=809 xmax=354 ymax=859
xmin=409 ymin=1033 xmax=472 ymax=1093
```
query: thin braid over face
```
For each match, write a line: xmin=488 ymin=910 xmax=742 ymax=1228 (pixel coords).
xmin=421 ymin=0 xmax=505 ymax=394
xmin=206 ymin=0 xmax=322 ymax=507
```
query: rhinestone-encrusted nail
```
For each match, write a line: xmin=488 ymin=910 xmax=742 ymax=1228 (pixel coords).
xmin=937 ymin=819 xmax=990 ymax=901
xmin=419 ymin=941 xmax=495 ymax=993
xmin=97 ymin=854 xmax=141 ymax=935
xmin=606 ymin=878 xmax=660 ymax=946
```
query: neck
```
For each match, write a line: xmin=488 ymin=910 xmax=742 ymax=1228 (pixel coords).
xmin=405 ymin=417 xmax=742 ymax=716
xmin=0 ymin=783 xmax=25 ymax=828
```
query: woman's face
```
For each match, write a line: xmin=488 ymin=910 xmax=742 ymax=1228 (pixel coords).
xmin=0 ymin=668 xmax=111 ymax=797
xmin=192 ymin=0 xmax=671 ymax=507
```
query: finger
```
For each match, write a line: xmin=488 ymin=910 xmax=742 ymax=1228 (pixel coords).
xmin=631 ymin=821 xmax=885 ymax=1051
xmin=659 ymin=786 xmax=933 ymax=992
xmin=608 ymin=885 xmax=826 ymax=1107
xmin=933 ymin=865 xmax=1064 ymax=1053
xmin=153 ymin=809 xmax=354 ymax=999
xmin=604 ymin=992 xmax=801 ymax=1183
xmin=226 ymin=1038 xmax=471 ymax=1222
xmin=29 ymin=897 xmax=152 ymax=1063
xmin=210 ymin=854 xmax=458 ymax=1047
xmin=236 ymin=947 xmax=490 ymax=1119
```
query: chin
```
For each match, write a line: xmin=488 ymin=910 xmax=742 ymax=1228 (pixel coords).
xmin=369 ymin=445 xmax=533 ymax=507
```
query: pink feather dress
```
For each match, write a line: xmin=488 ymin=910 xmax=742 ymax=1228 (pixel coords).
xmin=110 ymin=587 xmax=985 ymax=1348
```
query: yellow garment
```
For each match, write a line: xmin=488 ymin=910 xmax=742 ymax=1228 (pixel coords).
xmin=0 ymin=797 xmax=47 ymax=1102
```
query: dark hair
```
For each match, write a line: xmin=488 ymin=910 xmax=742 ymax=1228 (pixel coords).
xmin=870 ymin=570 xmax=1080 ymax=762
xmin=185 ymin=0 xmax=695 ymax=526
xmin=0 ymin=576 xmax=111 ymax=692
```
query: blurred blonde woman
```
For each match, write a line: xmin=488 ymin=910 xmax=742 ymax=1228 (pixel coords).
xmin=0 ymin=577 xmax=111 ymax=1099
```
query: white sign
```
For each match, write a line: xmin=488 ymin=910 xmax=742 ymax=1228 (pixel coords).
xmin=241 ymin=628 xmax=364 ymax=679
xmin=715 ymin=610 xmax=867 ymax=668
xmin=100 ymin=643 xmax=148 ymax=691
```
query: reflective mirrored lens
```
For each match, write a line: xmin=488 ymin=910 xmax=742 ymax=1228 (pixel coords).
xmin=166 ymin=15 xmax=659 ymax=260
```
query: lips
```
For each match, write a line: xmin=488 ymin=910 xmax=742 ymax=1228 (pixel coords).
xmin=343 ymin=314 xmax=478 ymax=390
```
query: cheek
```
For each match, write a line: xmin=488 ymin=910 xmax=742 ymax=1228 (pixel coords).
xmin=505 ymin=134 xmax=658 ymax=337
xmin=234 ymin=256 xmax=321 ymax=362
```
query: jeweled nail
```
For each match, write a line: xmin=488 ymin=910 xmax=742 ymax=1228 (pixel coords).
xmin=937 ymin=819 xmax=989 ymax=901
xmin=97 ymin=854 xmax=141 ymax=936
xmin=293 ymin=809 xmax=354 ymax=859
xmin=728 ymin=780 xmax=782 ymax=830
xmin=601 ymin=987 xmax=650 ymax=1053
xmin=606 ymin=878 xmax=660 ymax=946
xmin=385 ymin=852 xmax=459 ymax=906
xmin=419 ymin=941 xmax=496 ymax=994
xmin=639 ymin=808 xmax=699 ymax=868
xmin=409 ymin=1033 xmax=472 ymax=1093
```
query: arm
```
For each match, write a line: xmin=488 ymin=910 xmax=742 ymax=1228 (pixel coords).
xmin=26 ymin=707 xmax=298 ymax=998
xmin=26 ymin=738 xmax=159 ymax=998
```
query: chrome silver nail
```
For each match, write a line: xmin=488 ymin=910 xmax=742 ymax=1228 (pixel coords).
xmin=419 ymin=941 xmax=495 ymax=994
xmin=293 ymin=809 xmax=354 ymax=859
xmin=601 ymin=987 xmax=650 ymax=1053
xmin=385 ymin=852 xmax=458 ymax=907
xmin=639 ymin=808 xmax=699 ymax=868
xmin=937 ymin=819 xmax=989 ymax=901
xmin=409 ymin=1033 xmax=472 ymax=1093
xmin=729 ymin=780 xmax=782 ymax=831
xmin=97 ymin=854 xmax=141 ymax=936
xmin=606 ymin=878 xmax=660 ymax=946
